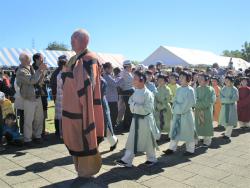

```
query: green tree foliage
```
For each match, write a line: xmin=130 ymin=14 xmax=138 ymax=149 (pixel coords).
xmin=222 ymin=41 xmax=250 ymax=62
xmin=46 ymin=41 xmax=69 ymax=51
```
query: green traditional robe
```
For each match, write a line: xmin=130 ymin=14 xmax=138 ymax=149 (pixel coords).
xmin=219 ymin=86 xmax=239 ymax=127
xmin=154 ymin=85 xmax=173 ymax=133
xmin=195 ymin=86 xmax=216 ymax=136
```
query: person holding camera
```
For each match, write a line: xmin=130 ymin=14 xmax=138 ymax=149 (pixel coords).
xmin=16 ymin=52 xmax=47 ymax=147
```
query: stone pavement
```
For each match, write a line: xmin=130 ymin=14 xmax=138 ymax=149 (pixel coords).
xmin=1 ymin=126 xmax=250 ymax=188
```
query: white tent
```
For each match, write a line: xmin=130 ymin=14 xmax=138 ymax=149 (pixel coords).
xmin=0 ymin=48 xmax=125 ymax=68
xmin=142 ymin=46 xmax=250 ymax=70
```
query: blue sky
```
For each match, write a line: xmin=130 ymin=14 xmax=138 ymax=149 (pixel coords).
xmin=0 ymin=0 xmax=249 ymax=61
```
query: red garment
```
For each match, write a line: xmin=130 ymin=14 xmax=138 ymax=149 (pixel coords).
xmin=237 ymin=87 xmax=250 ymax=122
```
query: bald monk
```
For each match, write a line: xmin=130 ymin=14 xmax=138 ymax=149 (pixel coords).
xmin=62 ymin=29 xmax=104 ymax=177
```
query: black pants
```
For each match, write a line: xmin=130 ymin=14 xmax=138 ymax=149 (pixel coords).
xmin=16 ymin=109 xmax=24 ymax=134
xmin=108 ymin=102 xmax=118 ymax=127
xmin=122 ymin=89 xmax=134 ymax=130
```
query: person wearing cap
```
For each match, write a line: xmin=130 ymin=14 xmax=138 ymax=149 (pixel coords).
xmin=168 ymin=72 xmax=180 ymax=103
xmin=237 ymin=77 xmax=250 ymax=129
xmin=16 ymin=52 xmax=47 ymax=147
xmin=55 ymin=55 xmax=68 ymax=138
xmin=219 ymin=75 xmax=239 ymax=139
xmin=155 ymin=61 xmax=163 ymax=77
xmin=211 ymin=76 xmax=222 ymax=126
xmin=194 ymin=73 xmax=216 ymax=147
xmin=154 ymin=74 xmax=172 ymax=137
xmin=120 ymin=60 xmax=134 ymax=130
xmin=164 ymin=71 xmax=196 ymax=156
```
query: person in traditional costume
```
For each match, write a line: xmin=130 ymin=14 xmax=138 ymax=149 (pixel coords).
xmin=115 ymin=71 xmax=160 ymax=167
xmin=154 ymin=74 xmax=172 ymax=137
xmin=211 ymin=76 xmax=222 ymax=127
xmin=168 ymin=72 xmax=180 ymax=103
xmin=61 ymin=29 xmax=104 ymax=177
xmin=163 ymin=71 xmax=196 ymax=156
xmin=219 ymin=75 xmax=239 ymax=139
xmin=100 ymin=76 xmax=118 ymax=151
xmin=194 ymin=73 xmax=216 ymax=146
xmin=237 ymin=77 xmax=250 ymax=128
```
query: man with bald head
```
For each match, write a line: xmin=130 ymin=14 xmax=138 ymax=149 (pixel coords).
xmin=16 ymin=52 xmax=47 ymax=147
xmin=62 ymin=29 xmax=104 ymax=177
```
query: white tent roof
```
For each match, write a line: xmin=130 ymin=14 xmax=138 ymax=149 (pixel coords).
xmin=142 ymin=46 xmax=250 ymax=70
xmin=0 ymin=48 xmax=125 ymax=68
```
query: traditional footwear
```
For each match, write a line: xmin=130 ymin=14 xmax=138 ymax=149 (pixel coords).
xmin=114 ymin=160 xmax=132 ymax=167
xmin=183 ymin=151 xmax=194 ymax=156
xmin=163 ymin=149 xmax=174 ymax=155
xmin=110 ymin=140 xmax=118 ymax=151
xmin=144 ymin=161 xmax=157 ymax=166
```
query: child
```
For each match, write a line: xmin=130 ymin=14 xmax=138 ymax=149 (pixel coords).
xmin=115 ymin=71 xmax=160 ymax=167
xmin=195 ymin=74 xmax=216 ymax=146
xmin=155 ymin=74 xmax=173 ymax=136
xmin=0 ymin=92 xmax=14 ymax=119
xmin=164 ymin=71 xmax=196 ymax=156
xmin=237 ymin=77 xmax=250 ymax=128
xmin=168 ymin=72 xmax=180 ymax=103
xmin=3 ymin=113 xmax=23 ymax=146
xmin=219 ymin=75 xmax=239 ymax=139
xmin=211 ymin=77 xmax=221 ymax=127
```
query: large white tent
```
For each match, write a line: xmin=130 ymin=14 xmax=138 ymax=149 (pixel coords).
xmin=0 ymin=48 xmax=125 ymax=68
xmin=142 ymin=46 xmax=249 ymax=70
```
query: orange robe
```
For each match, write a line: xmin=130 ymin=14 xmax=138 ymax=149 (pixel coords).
xmin=213 ymin=85 xmax=221 ymax=124
xmin=62 ymin=49 xmax=104 ymax=177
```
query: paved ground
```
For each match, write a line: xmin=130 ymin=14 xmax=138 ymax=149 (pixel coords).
xmin=1 ymin=126 xmax=250 ymax=188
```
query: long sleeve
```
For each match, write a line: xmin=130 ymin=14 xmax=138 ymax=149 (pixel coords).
xmin=129 ymin=92 xmax=154 ymax=115
xmin=195 ymin=87 xmax=216 ymax=110
xmin=173 ymin=88 xmax=195 ymax=115
xmin=238 ymin=88 xmax=250 ymax=108
xmin=220 ymin=87 xmax=239 ymax=104
xmin=16 ymin=69 xmax=43 ymax=86
xmin=155 ymin=86 xmax=172 ymax=110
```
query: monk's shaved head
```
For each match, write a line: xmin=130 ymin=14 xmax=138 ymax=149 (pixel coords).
xmin=71 ymin=29 xmax=90 ymax=53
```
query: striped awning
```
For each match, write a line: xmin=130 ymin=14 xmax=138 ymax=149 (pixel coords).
xmin=0 ymin=48 xmax=125 ymax=68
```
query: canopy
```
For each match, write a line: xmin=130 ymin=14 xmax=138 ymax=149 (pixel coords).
xmin=0 ymin=48 xmax=125 ymax=68
xmin=142 ymin=46 xmax=249 ymax=70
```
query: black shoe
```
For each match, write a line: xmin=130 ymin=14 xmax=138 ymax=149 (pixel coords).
xmin=221 ymin=135 xmax=230 ymax=140
xmin=24 ymin=141 xmax=35 ymax=148
xmin=33 ymin=138 xmax=43 ymax=145
xmin=183 ymin=151 xmax=194 ymax=156
xmin=144 ymin=161 xmax=157 ymax=166
xmin=163 ymin=149 xmax=174 ymax=155
xmin=114 ymin=160 xmax=132 ymax=167
xmin=202 ymin=144 xmax=209 ymax=147
xmin=110 ymin=140 xmax=118 ymax=151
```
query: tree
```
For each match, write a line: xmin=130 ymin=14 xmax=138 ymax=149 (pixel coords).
xmin=222 ymin=41 xmax=250 ymax=62
xmin=46 ymin=41 xmax=69 ymax=51
xmin=241 ymin=41 xmax=250 ymax=62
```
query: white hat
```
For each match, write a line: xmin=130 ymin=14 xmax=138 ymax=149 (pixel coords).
xmin=123 ymin=60 xmax=132 ymax=66
xmin=0 ymin=92 xmax=5 ymax=101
